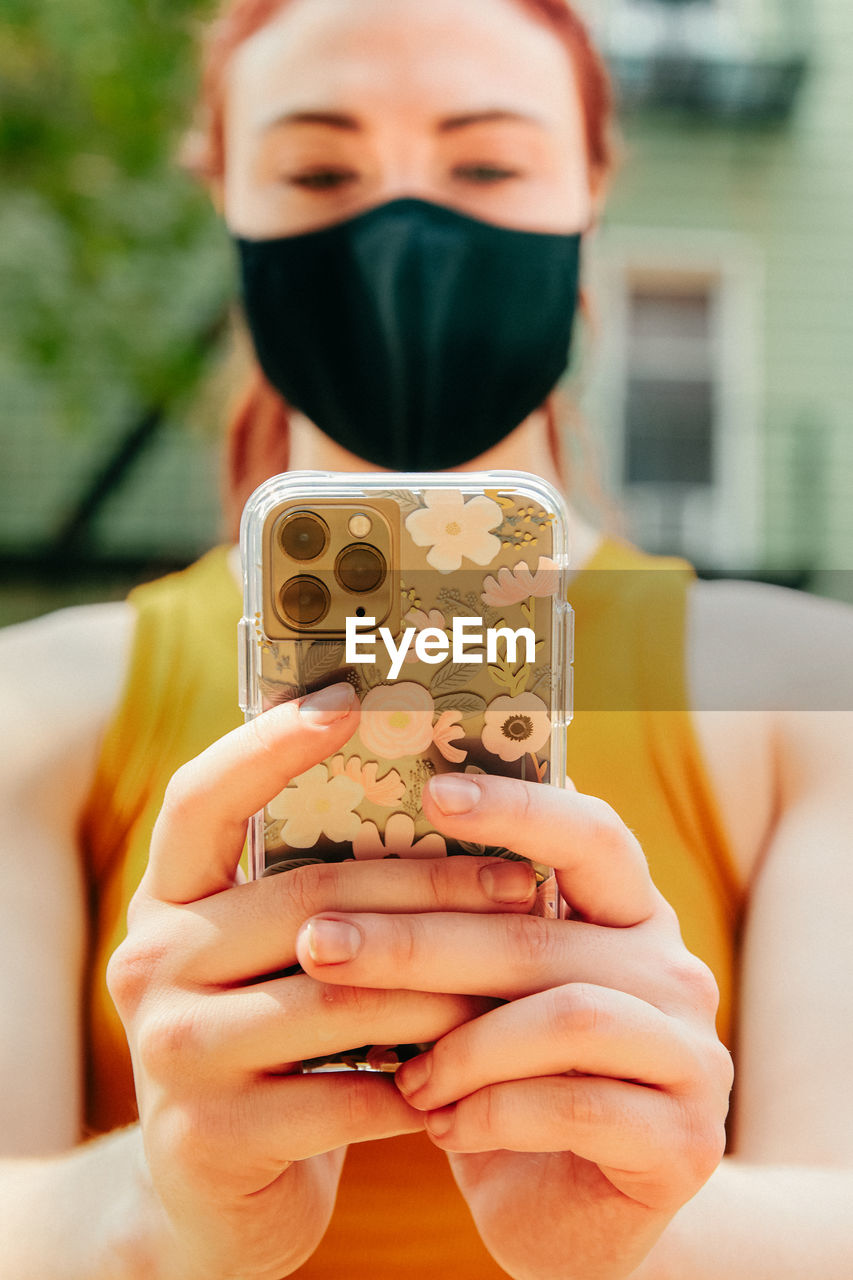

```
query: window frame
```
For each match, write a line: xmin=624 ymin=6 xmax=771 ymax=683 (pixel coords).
xmin=583 ymin=227 xmax=764 ymax=567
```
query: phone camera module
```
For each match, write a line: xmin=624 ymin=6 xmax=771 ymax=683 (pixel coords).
xmin=280 ymin=575 xmax=330 ymax=627
xmin=335 ymin=544 xmax=386 ymax=594
xmin=280 ymin=512 xmax=329 ymax=562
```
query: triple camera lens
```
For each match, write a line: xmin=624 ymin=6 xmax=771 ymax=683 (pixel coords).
xmin=277 ymin=510 xmax=387 ymax=629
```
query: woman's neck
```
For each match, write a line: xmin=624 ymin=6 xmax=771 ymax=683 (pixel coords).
xmin=287 ymin=407 xmax=604 ymax=572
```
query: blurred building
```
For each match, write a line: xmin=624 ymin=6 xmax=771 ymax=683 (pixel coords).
xmin=577 ymin=0 xmax=852 ymax=590
xmin=1 ymin=0 xmax=851 ymax=625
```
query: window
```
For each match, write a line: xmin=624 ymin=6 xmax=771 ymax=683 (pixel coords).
xmin=624 ymin=285 xmax=716 ymax=488
xmin=583 ymin=235 xmax=763 ymax=567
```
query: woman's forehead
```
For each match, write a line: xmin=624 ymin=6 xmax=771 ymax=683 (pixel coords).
xmin=227 ymin=0 xmax=580 ymax=131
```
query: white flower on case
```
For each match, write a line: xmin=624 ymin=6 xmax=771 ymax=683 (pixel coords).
xmin=481 ymin=692 xmax=552 ymax=763
xmin=405 ymin=490 xmax=502 ymax=571
xmin=480 ymin=556 xmax=560 ymax=607
xmin=266 ymin=764 xmax=363 ymax=847
xmin=353 ymin=813 xmax=447 ymax=860
xmin=359 ymin=682 xmax=436 ymax=757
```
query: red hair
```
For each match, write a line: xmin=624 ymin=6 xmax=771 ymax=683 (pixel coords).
xmin=185 ymin=0 xmax=615 ymax=536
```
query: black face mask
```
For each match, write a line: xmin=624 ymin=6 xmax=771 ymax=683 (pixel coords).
xmin=234 ymin=197 xmax=582 ymax=470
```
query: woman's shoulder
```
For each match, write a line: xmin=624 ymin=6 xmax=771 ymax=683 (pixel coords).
xmin=687 ymin=575 xmax=853 ymax=714
xmin=685 ymin=577 xmax=853 ymax=888
xmin=0 ymin=600 xmax=136 ymax=796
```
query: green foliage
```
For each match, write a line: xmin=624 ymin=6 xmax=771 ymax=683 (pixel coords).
xmin=0 ymin=0 xmax=230 ymax=435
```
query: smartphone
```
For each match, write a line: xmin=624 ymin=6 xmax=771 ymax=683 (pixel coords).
xmin=239 ymin=470 xmax=573 ymax=1071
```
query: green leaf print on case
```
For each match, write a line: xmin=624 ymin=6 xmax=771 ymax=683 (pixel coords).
xmin=429 ymin=660 xmax=474 ymax=697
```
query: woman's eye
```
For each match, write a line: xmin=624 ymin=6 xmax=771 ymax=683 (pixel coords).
xmin=452 ymin=163 xmax=521 ymax=185
xmin=285 ymin=169 xmax=359 ymax=192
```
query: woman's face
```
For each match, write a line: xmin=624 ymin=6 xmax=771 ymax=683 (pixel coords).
xmin=222 ymin=0 xmax=595 ymax=239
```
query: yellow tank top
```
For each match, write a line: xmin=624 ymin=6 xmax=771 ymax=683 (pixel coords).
xmin=81 ymin=537 xmax=741 ymax=1278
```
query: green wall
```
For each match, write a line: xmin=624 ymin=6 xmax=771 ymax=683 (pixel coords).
xmin=587 ymin=0 xmax=853 ymax=588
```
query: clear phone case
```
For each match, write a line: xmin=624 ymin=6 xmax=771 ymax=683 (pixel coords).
xmin=239 ymin=470 xmax=573 ymax=1071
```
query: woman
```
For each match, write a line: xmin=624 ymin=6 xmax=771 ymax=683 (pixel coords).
xmin=2 ymin=1 xmax=852 ymax=1276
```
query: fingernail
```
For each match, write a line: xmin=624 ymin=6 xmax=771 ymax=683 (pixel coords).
xmin=479 ymin=859 xmax=536 ymax=904
xmin=298 ymin=683 xmax=355 ymax=726
xmin=429 ymin=775 xmax=481 ymax=816
xmin=305 ymin=918 xmax=361 ymax=964
xmin=425 ymin=1104 xmax=456 ymax=1138
xmin=396 ymin=1054 xmax=432 ymax=1098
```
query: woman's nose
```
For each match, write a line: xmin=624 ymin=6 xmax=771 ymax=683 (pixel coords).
xmin=368 ymin=133 xmax=440 ymax=205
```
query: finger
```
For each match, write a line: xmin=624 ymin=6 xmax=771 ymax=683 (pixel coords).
xmin=177 ymin=856 xmax=537 ymax=986
xmin=424 ymin=1075 xmax=680 ymax=1181
xmin=423 ymin=774 xmax=658 ymax=926
xmin=144 ymin=684 xmax=359 ymax=904
xmin=294 ymin=909 xmax=658 ymax=1005
xmin=424 ymin=1075 xmax=671 ymax=1163
xmin=426 ymin=1077 xmax=725 ymax=1211
xmin=254 ymin=1073 xmax=425 ymax=1161
xmin=395 ymin=983 xmax=698 ymax=1111
xmin=157 ymin=976 xmax=493 ymax=1078
xmin=155 ymin=1073 xmax=425 ymax=1200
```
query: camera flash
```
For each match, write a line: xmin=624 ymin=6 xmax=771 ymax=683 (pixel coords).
xmin=348 ymin=513 xmax=372 ymax=538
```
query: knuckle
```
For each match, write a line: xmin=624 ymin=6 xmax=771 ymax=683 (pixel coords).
xmin=282 ymin=860 xmax=341 ymax=921
xmin=467 ymin=1082 xmax=500 ymax=1138
xmin=106 ymin=933 xmax=167 ymax=1017
xmin=136 ymin=1000 xmax=205 ymax=1082
xmin=386 ymin=915 xmax=419 ymax=971
xmin=665 ymin=953 xmax=721 ymax=1020
xmin=556 ymin=1078 xmax=600 ymax=1133
xmin=653 ymin=894 xmax=681 ymax=933
xmin=125 ymin=891 xmax=148 ymax=933
xmin=341 ymin=1072 xmax=385 ymax=1134
xmin=105 ymin=944 xmax=144 ymax=1016
xmin=682 ymin=1105 xmax=727 ymax=1186
xmin=158 ymin=761 xmax=203 ymax=831
xmin=500 ymin=911 xmax=552 ymax=972
xmin=431 ymin=1024 xmax=474 ymax=1084
xmin=319 ymin=981 xmax=388 ymax=1022
xmin=705 ymin=1039 xmax=735 ymax=1101
xmin=549 ymin=983 xmax=607 ymax=1042
xmin=716 ymin=1042 xmax=736 ymax=1096
xmin=106 ymin=907 xmax=187 ymax=1018
xmin=583 ymin=796 xmax=633 ymax=857
xmin=425 ymin=855 xmax=454 ymax=904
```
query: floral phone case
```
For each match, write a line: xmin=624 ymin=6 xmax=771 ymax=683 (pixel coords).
xmin=239 ymin=470 xmax=573 ymax=1071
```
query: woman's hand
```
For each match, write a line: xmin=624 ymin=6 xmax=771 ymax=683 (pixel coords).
xmin=295 ymin=772 xmax=734 ymax=1280
xmin=106 ymin=686 xmax=535 ymax=1280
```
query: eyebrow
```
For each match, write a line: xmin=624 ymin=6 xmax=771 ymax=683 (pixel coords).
xmin=262 ymin=110 xmax=361 ymax=133
xmin=437 ymin=109 xmax=543 ymax=133
xmin=259 ymin=108 xmax=544 ymax=135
